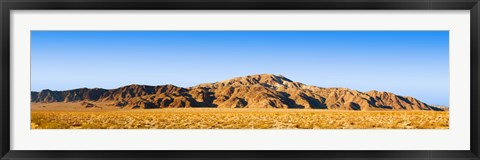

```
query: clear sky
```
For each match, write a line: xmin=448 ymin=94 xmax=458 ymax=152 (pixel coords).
xmin=31 ymin=31 xmax=449 ymax=106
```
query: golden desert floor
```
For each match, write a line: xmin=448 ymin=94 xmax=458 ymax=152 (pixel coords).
xmin=31 ymin=104 xmax=449 ymax=129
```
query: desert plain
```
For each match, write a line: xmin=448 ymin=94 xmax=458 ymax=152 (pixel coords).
xmin=31 ymin=103 xmax=448 ymax=129
xmin=31 ymin=74 xmax=449 ymax=129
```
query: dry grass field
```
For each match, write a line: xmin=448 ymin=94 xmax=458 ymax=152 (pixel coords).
xmin=31 ymin=108 xmax=449 ymax=129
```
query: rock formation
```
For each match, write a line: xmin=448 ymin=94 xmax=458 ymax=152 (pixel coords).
xmin=31 ymin=74 xmax=440 ymax=110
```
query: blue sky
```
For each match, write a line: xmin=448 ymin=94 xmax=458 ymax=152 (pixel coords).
xmin=31 ymin=31 xmax=449 ymax=106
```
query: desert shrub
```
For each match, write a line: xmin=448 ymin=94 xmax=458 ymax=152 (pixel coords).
xmin=31 ymin=109 xmax=449 ymax=129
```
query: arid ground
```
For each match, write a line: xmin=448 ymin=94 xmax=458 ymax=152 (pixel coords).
xmin=31 ymin=103 xmax=449 ymax=129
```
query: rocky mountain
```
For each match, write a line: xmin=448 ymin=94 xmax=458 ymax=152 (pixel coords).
xmin=31 ymin=74 xmax=441 ymax=111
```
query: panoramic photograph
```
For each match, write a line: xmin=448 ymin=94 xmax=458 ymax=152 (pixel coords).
xmin=31 ymin=31 xmax=449 ymax=129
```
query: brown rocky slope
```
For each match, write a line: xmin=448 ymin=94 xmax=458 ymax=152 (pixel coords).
xmin=31 ymin=74 xmax=443 ymax=111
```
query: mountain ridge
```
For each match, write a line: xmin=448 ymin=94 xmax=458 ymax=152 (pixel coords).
xmin=31 ymin=74 xmax=442 ymax=111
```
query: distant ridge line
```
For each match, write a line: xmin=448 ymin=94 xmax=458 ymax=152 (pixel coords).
xmin=31 ymin=74 xmax=444 ymax=111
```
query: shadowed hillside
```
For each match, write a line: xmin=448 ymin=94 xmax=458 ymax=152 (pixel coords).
xmin=31 ymin=74 xmax=438 ymax=111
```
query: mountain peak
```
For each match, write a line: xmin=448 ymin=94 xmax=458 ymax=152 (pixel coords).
xmin=31 ymin=74 xmax=437 ymax=111
xmin=212 ymin=74 xmax=296 ymax=89
xmin=251 ymin=73 xmax=292 ymax=81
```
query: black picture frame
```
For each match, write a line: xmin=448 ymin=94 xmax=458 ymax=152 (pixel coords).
xmin=1 ymin=0 xmax=479 ymax=160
